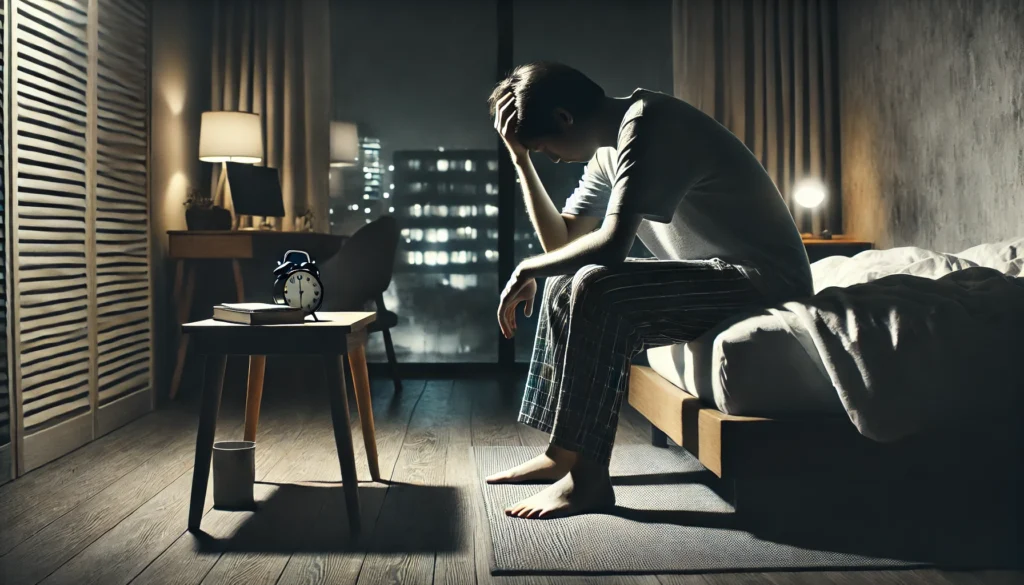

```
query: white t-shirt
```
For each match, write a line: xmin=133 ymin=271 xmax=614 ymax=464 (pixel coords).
xmin=562 ymin=89 xmax=813 ymax=304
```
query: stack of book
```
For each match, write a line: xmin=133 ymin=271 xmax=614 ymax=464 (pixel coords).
xmin=212 ymin=303 xmax=305 ymax=325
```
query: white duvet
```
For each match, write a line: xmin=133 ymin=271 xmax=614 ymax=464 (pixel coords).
xmin=647 ymin=237 xmax=1024 ymax=442
xmin=790 ymin=238 xmax=1024 ymax=441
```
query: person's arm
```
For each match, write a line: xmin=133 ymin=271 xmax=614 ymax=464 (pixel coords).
xmin=516 ymin=212 xmax=640 ymax=279
xmin=494 ymin=93 xmax=598 ymax=251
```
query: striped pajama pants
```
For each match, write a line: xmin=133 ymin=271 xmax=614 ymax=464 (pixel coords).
xmin=519 ymin=258 xmax=766 ymax=464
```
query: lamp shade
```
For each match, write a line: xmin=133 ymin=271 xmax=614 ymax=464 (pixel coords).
xmin=199 ymin=111 xmax=264 ymax=163
xmin=330 ymin=121 xmax=359 ymax=167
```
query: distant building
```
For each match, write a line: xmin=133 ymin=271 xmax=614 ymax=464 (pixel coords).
xmin=330 ymin=136 xmax=386 ymax=235
xmin=392 ymin=149 xmax=507 ymax=289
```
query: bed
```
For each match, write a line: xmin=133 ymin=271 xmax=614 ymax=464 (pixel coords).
xmin=629 ymin=237 xmax=1024 ymax=480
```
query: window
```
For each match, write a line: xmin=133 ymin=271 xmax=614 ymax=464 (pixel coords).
xmin=512 ymin=0 xmax=670 ymax=360
xmin=332 ymin=0 xmax=500 ymax=362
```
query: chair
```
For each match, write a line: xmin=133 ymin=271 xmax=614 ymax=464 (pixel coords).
xmin=334 ymin=216 xmax=402 ymax=392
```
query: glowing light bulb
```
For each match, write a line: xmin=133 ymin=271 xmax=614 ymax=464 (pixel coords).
xmin=793 ymin=178 xmax=827 ymax=209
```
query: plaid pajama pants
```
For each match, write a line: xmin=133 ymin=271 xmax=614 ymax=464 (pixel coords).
xmin=519 ymin=258 xmax=766 ymax=464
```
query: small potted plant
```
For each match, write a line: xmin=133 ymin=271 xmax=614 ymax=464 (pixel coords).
xmin=184 ymin=187 xmax=232 ymax=231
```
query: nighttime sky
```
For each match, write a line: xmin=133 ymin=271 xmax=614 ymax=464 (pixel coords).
xmin=330 ymin=0 xmax=673 ymax=176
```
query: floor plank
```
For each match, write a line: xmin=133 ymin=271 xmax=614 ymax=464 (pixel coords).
xmin=0 ymin=409 xmax=184 ymax=555
xmin=274 ymin=379 xmax=427 ymax=585
xmin=356 ymin=380 xmax=456 ymax=585
xmin=0 ymin=410 xmax=226 ymax=585
xmin=1 ymin=376 xmax=1018 ymax=585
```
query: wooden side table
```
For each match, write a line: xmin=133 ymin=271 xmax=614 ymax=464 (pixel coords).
xmin=182 ymin=311 xmax=377 ymax=535
xmin=168 ymin=230 xmax=346 ymax=400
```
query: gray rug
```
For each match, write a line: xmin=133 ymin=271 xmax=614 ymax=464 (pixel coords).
xmin=474 ymin=445 xmax=922 ymax=575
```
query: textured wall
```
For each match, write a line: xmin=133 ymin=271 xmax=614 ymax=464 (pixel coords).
xmin=838 ymin=0 xmax=1024 ymax=251
xmin=150 ymin=0 xmax=212 ymax=401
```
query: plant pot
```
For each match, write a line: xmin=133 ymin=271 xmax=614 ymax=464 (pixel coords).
xmin=185 ymin=206 xmax=232 ymax=231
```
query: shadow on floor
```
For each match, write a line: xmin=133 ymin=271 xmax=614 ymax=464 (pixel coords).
xmin=607 ymin=471 xmax=1022 ymax=569
xmin=197 ymin=482 xmax=462 ymax=554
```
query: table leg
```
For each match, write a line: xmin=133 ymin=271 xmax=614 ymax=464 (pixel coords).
xmin=347 ymin=339 xmax=380 ymax=482
xmin=170 ymin=264 xmax=198 ymax=400
xmin=188 ymin=354 xmax=227 ymax=532
xmin=243 ymin=356 xmax=266 ymax=442
xmin=231 ymin=259 xmax=245 ymax=302
xmin=323 ymin=354 xmax=361 ymax=535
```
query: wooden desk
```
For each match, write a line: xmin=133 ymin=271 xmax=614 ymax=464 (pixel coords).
xmin=183 ymin=311 xmax=377 ymax=535
xmin=167 ymin=230 xmax=346 ymax=399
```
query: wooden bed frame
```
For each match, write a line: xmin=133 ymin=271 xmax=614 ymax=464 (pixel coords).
xmin=627 ymin=364 xmax=1020 ymax=481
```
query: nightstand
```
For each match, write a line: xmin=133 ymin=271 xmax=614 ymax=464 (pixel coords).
xmin=802 ymin=236 xmax=873 ymax=263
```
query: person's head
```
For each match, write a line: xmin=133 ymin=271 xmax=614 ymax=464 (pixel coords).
xmin=488 ymin=62 xmax=607 ymax=163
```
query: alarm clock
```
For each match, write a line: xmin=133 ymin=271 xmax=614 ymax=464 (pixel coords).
xmin=272 ymin=249 xmax=323 ymax=319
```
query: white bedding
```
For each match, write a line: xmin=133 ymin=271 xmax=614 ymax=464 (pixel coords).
xmin=645 ymin=237 xmax=1024 ymax=440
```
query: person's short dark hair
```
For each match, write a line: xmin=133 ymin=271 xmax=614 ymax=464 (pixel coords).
xmin=488 ymin=62 xmax=605 ymax=144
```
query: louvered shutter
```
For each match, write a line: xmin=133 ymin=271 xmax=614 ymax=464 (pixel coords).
xmin=0 ymin=1 xmax=12 ymax=485
xmin=9 ymin=0 xmax=152 ymax=473
xmin=93 ymin=0 xmax=151 ymax=435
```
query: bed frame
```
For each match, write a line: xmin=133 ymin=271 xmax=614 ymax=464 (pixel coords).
xmin=627 ymin=364 xmax=1021 ymax=482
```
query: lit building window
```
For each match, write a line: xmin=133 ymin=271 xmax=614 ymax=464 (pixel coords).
xmin=383 ymin=192 xmax=390 ymax=198
xmin=388 ymin=164 xmax=395 ymax=171
xmin=485 ymin=249 xmax=498 ymax=262
xmin=390 ymin=183 xmax=395 ymax=189
xmin=389 ymin=206 xmax=395 ymax=213
xmin=437 ymin=228 xmax=449 ymax=242
xmin=425 ymin=251 xmax=437 ymax=266
xmin=364 ymin=207 xmax=371 ymax=214
xmin=485 ymin=204 xmax=499 ymax=217
xmin=329 ymin=208 xmax=334 ymax=214
xmin=485 ymin=183 xmax=498 ymax=195
xmin=406 ymin=251 xmax=417 ymax=264
xmin=436 ymin=205 xmax=448 ymax=217
xmin=363 ymin=194 xmax=369 ymax=199
xmin=411 ymin=204 xmax=422 ymax=217
xmin=437 ymin=159 xmax=450 ymax=172
xmin=487 ymin=229 xmax=498 ymax=239
xmin=487 ymin=160 xmax=498 ymax=171
xmin=365 ymin=219 xmax=371 ymax=223
xmin=464 ymin=160 xmax=474 ymax=172
xmin=401 ymin=228 xmax=410 ymax=237
xmin=437 ymin=251 xmax=449 ymax=265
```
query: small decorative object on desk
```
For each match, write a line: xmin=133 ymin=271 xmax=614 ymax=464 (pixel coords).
xmin=297 ymin=209 xmax=316 ymax=232
xmin=272 ymin=249 xmax=324 ymax=321
xmin=213 ymin=302 xmax=305 ymax=325
xmin=184 ymin=186 xmax=232 ymax=231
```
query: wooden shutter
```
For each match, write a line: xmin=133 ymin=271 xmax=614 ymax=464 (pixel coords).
xmin=10 ymin=0 xmax=94 ymax=471
xmin=8 ymin=0 xmax=152 ymax=473
xmin=0 ymin=0 xmax=11 ymax=485
xmin=93 ymin=0 xmax=150 ymax=435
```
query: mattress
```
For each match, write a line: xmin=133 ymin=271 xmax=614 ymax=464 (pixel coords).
xmin=645 ymin=309 xmax=844 ymax=417
xmin=644 ymin=237 xmax=1023 ymax=418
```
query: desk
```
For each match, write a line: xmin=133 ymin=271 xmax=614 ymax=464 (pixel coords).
xmin=168 ymin=230 xmax=346 ymax=399
xmin=183 ymin=311 xmax=377 ymax=535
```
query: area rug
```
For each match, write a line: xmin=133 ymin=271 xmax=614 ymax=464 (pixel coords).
xmin=473 ymin=445 xmax=923 ymax=575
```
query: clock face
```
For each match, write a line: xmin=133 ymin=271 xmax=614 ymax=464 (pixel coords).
xmin=282 ymin=269 xmax=323 ymax=314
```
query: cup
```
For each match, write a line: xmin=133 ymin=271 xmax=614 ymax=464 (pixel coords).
xmin=212 ymin=440 xmax=256 ymax=509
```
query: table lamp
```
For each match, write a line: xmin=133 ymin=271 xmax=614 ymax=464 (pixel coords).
xmin=793 ymin=177 xmax=830 ymax=239
xmin=330 ymin=121 xmax=359 ymax=167
xmin=199 ymin=111 xmax=264 ymax=224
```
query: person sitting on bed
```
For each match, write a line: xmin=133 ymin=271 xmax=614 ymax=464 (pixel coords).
xmin=485 ymin=62 xmax=814 ymax=519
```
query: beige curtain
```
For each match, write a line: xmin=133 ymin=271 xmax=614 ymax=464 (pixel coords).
xmin=672 ymin=0 xmax=840 ymax=233
xmin=210 ymin=0 xmax=331 ymax=232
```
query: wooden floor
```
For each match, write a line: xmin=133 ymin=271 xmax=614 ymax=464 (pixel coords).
xmin=0 ymin=373 xmax=1019 ymax=585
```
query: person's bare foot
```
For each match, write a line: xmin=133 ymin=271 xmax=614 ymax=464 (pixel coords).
xmin=504 ymin=464 xmax=615 ymax=519
xmin=485 ymin=445 xmax=578 ymax=484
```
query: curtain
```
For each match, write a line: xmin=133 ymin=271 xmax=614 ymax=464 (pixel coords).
xmin=672 ymin=0 xmax=840 ymax=234
xmin=210 ymin=0 xmax=331 ymax=232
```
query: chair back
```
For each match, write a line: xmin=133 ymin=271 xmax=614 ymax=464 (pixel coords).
xmin=333 ymin=216 xmax=399 ymax=310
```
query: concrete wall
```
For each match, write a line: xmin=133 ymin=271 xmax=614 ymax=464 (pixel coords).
xmin=838 ymin=0 xmax=1024 ymax=251
xmin=150 ymin=0 xmax=212 ymax=400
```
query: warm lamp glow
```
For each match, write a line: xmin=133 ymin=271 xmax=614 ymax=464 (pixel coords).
xmin=198 ymin=111 xmax=263 ymax=163
xmin=793 ymin=177 xmax=827 ymax=209
xmin=330 ymin=121 xmax=359 ymax=167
